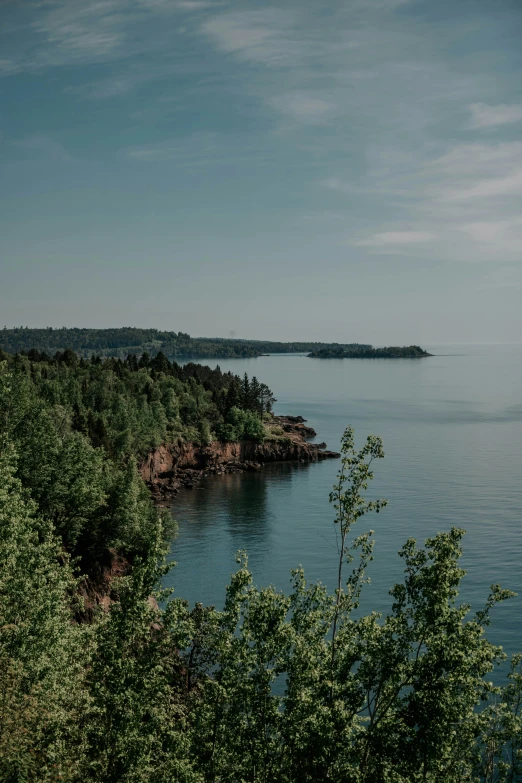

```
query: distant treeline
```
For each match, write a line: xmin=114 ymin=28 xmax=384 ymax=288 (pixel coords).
xmin=309 ymin=345 xmax=432 ymax=358
xmin=0 ymin=327 xmax=371 ymax=359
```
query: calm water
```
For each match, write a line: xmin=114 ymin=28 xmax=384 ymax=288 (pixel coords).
xmin=165 ymin=345 xmax=522 ymax=659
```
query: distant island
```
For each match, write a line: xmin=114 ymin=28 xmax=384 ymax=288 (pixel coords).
xmin=0 ymin=327 xmax=372 ymax=360
xmin=308 ymin=345 xmax=432 ymax=358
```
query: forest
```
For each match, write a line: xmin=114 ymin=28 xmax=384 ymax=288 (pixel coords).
xmin=0 ymin=350 xmax=521 ymax=782
xmin=0 ymin=349 xmax=274 ymax=573
xmin=309 ymin=345 xmax=432 ymax=358
xmin=0 ymin=327 xmax=371 ymax=359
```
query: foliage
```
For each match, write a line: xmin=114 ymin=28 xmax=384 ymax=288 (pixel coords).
xmin=218 ymin=405 xmax=266 ymax=441
xmin=0 ymin=326 xmax=372 ymax=360
xmin=0 ymin=351 xmax=274 ymax=457
xmin=81 ymin=523 xmax=200 ymax=783
xmin=0 ymin=382 xmax=521 ymax=782
xmin=0 ymin=445 xmax=90 ymax=780
xmin=309 ymin=345 xmax=432 ymax=358
xmin=177 ymin=429 xmax=519 ymax=782
xmin=0 ymin=353 xmax=274 ymax=569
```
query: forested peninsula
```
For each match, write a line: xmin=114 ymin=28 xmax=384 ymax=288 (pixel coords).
xmin=309 ymin=345 xmax=432 ymax=358
xmin=1 ymin=347 xmax=520 ymax=781
xmin=0 ymin=326 xmax=370 ymax=359
xmin=0 ymin=347 xmax=337 ymax=560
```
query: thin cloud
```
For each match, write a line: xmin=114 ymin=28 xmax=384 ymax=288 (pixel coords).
xmin=424 ymin=142 xmax=522 ymax=201
xmin=339 ymin=139 xmax=522 ymax=261
xmin=357 ymin=231 xmax=435 ymax=247
xmin=446 ymin=170 xmax=522 ymax=201
xmin=3 ymin=0 xmax=522 ymax=271
xmin=468 ymin=103 xmax=522 ymax=129
xmin=459 ymin=219 xmax=522 ymax=250
xmin=124 ymin=132 xmax=275 ymax=167
xmin=270 ymin=92 xmax=337 ymax=125
xmin=30 ymin=2 xmax=129 ymax=66
xmin=0 ymin=0 xmax=214 ymax=75
xmin=201 ymin=9 xmax=303 ymax=67
xmin=323 ymin=177 xmax=352 ymax=193
xmin=138 ymin=0 xmax=220 ymax=8
xmin=322 ymin=177 xmax=373 ymax=195
xmin=126 ymin=135 xmax=221 ymax=163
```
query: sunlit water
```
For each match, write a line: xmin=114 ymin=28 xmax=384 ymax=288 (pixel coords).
xmin=164 ymin=345 xmax=522 ymax=661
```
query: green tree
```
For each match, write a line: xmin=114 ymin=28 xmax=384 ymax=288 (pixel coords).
xmin=184 ymin=428 xmax=518 ymax=783
xmin=0 ymin=444 xmax=90 ymax=781
xmin=81 ymin=519 xmax=199 ymax=783
xmin=224 ymin=406 xmax=265 ymax=441
xmin=260 ymin=382 xmax=276 ymax=414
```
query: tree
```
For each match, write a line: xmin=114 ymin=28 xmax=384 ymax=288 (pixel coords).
xmin=225 ymin=378 xmax=241 ymax=415
xmin=1 ymin=350 xmax=521 ymax=783
xmin=0 ymin=443 xmax=90 ymax=780
xmin=183 ymin=428 xmax=518 ymax=782
xmin=260 ymin=382 xmax=276 ymax=414
xmin=250 ymin=375 xmax=261 ymax=414
xmin=198 ymin=419 xmax=212 ymax=445
xmin=81 ymin=517 xmax=199 ymax=783
xmin=241 ymin=373 xmax=250 ymax=410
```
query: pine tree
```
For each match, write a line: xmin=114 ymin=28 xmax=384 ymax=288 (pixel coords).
xmin=241 ymin=373 xmax=250 ymax=410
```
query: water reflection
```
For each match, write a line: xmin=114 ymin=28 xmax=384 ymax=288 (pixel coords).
xmin=164 ymin=462 xmax=312 ymax=608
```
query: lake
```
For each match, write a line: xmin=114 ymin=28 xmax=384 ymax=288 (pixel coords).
xmin=164 ymin=344 xmax=522 ymax=660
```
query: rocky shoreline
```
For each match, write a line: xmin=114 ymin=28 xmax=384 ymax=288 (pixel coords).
xmin=139 ymin=415 xmax=340 ymax=503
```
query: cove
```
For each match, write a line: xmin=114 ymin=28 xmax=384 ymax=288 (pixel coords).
xmin=164 ymin=344 xmax=522 ymax=660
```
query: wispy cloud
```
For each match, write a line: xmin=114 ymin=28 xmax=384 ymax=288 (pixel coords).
xmin=459 ymin=219 xmax=522 ymax=257
xmin=323 ymin=177 xmax=367 ymax=195
xmin=468 ymin=103 xmax=522 ymax=129
xmin=446 ymin=170 xmax=522 ymax=201
xmin=334 ymin=139 xmax=522 ymax=260
xmin=124 ymin=131 xmax=274 ymax=168
xmin=356 ymin=231 xmax=435 ymax=247
xmin=139 ymin=0 xmax=220 ymax=9
xmin=3 ymin=0 xmax=522 ymax=271
xmin=126 ymin=133 xmax=223 ymax=163
xmin=193 ymin=3 xmax=522 ymax=264
xmin=270 ymin=92 xmax=337 ymax=125
xmin=201 ymin=9 xmax=303 ymax=67
xmin=0 ymin=0 xmax=216 ymax=76
xmin=29 ymin=1 xmax=130 ymax=67
xmin=418 ymin=142 xmax=522 ymax=202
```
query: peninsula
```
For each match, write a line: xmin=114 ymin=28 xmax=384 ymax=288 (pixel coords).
xmin=0 ymin=327 xmax=371 ymax=360
xmin=0 ymin=348 xmax=339 ymax=512
xmin=141 ymin=414 xmax=339 ymax=502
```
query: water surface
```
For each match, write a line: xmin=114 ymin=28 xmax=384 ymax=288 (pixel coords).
xmin=165 ymin=345 xmax=522 ymax=658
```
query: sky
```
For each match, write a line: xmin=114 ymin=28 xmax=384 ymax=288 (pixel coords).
xmin=1 ymin=0 xmax=521 ymax=345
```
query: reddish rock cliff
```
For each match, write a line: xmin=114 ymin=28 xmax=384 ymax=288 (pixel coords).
xmin=139 ymin=415 xmax=339 ymax=500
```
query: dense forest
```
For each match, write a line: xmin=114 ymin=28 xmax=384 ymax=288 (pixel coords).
xmin=309 ymin=345 xmax=432 ymax=358
xmin=0 ymin=351 xmax=521 ymax=782
xmin=0 ymin=349 xmax=274 ymax=573
xmin=0 ymin=327 xmax=371 ymax=359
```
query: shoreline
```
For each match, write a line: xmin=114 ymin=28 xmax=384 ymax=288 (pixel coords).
xmin=139 ymin=415 xmax=340 ymax=503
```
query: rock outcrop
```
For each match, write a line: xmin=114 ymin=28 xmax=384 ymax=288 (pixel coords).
xmin=139 ymin=415 xmax=339 ymax=501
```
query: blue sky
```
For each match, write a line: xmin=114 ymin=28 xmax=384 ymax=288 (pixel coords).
xmin=1 ymin=0 xmax=521 ymax=344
